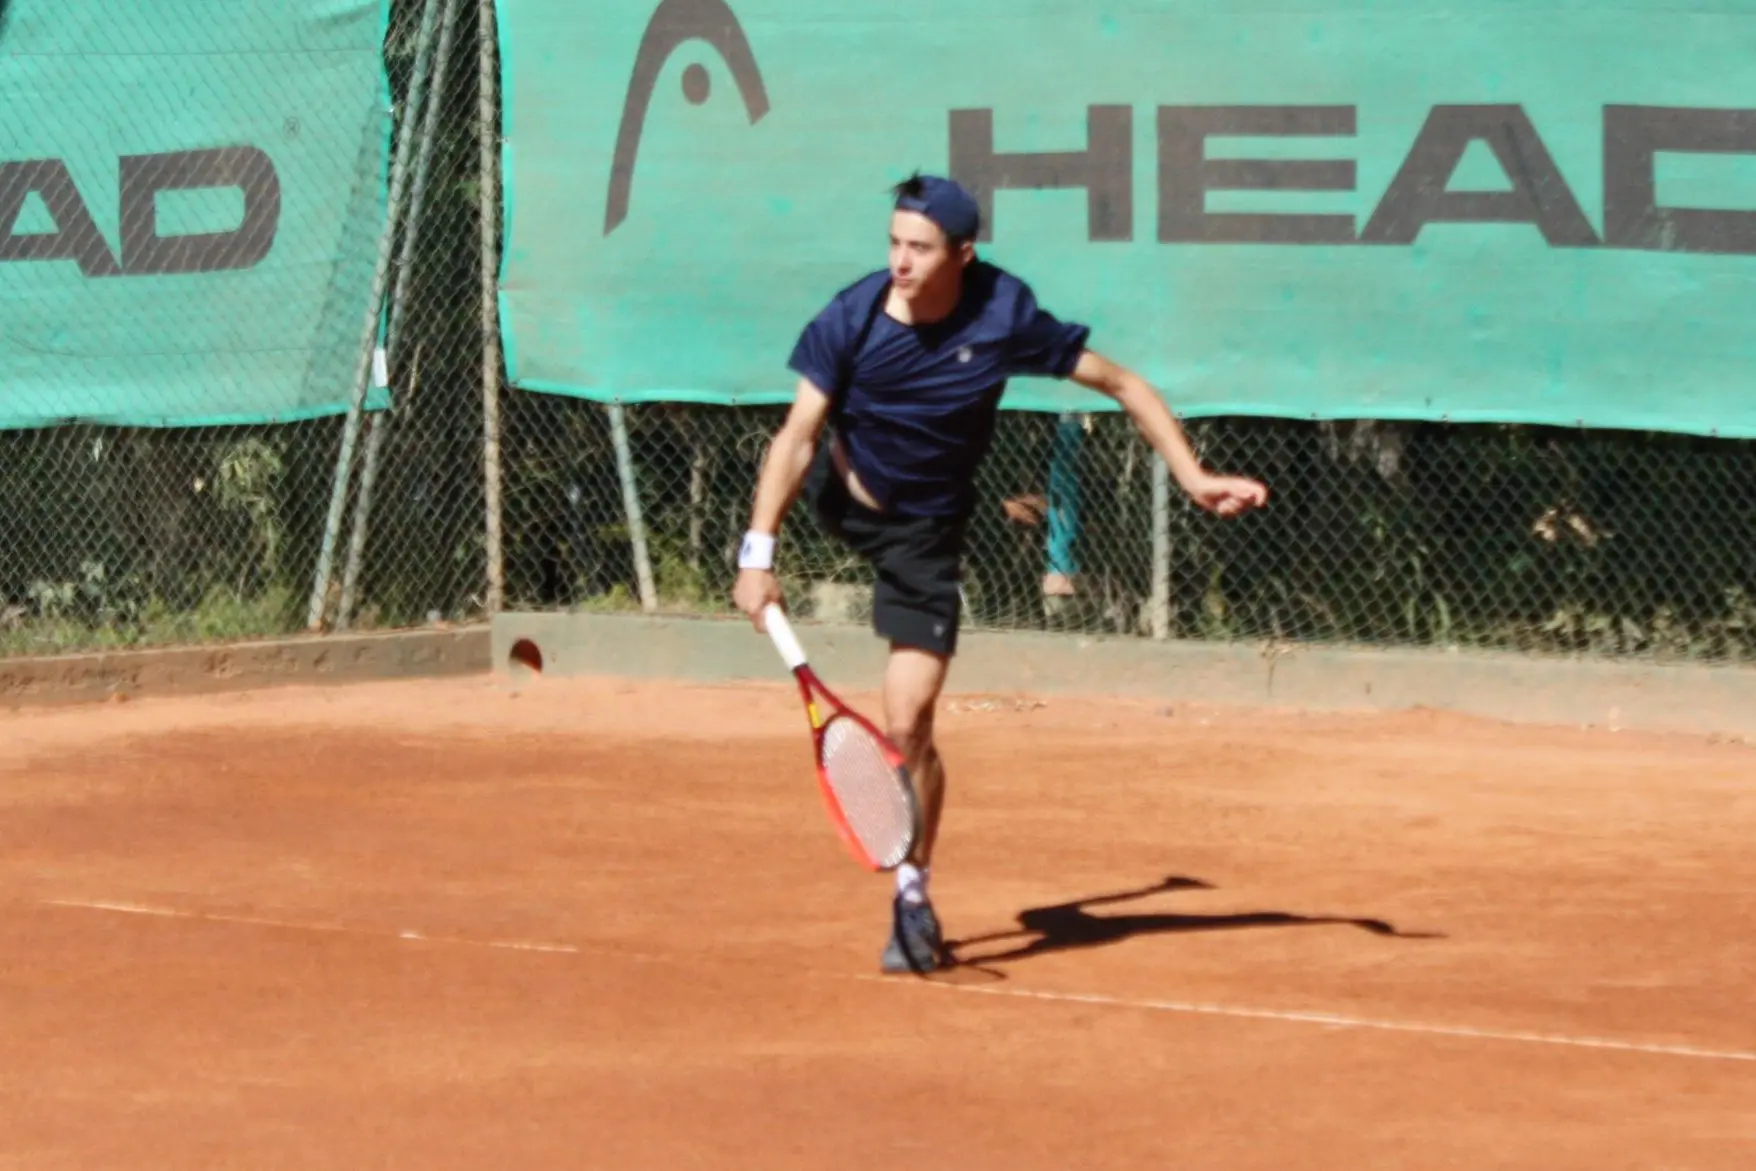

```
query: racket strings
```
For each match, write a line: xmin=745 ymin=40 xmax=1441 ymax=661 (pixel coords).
xmin=820 ymin=716 xmax=915 ymax=868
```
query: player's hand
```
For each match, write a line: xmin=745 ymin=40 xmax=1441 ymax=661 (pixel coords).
xmin=733 ymin=568 xmax=784 ymax=631
xmin=1184 ymin=472 xmax=1269 ymax=518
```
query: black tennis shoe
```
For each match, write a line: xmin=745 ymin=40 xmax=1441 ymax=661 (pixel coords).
xmin=881 ymin=893 xmax=946 ymax=974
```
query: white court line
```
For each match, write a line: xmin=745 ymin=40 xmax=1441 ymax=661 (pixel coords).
xmin=40 ymin=898 xmax=584 ymax=957
xmin=865 ymin=978 xmax=1756 ymax=1065
xmin=42 ymin=897 xmax=1756 ymax=1066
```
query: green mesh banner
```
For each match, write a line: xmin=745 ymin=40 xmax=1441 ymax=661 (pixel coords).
xmin=0 ymin=0 xmax=391 ymax=429
xmin=497 ymin=0 xmax=1756 ymax=436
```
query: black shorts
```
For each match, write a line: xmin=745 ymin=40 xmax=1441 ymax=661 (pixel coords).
xmin=805 ymin=442 xmax=967 ymax=657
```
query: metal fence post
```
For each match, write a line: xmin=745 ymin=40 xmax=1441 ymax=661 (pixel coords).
xmin=478 ymin=0 xmax=507 ymax=617
xmin=609 ymin=404 xmax=659 ymax=613
xmin=337 ymin=0 xmax=466 ymax=631
xmin=305 ymin=0 xmax=445 ymax=632
xmin=1150 ymin=453 xmax=1171 ymax=640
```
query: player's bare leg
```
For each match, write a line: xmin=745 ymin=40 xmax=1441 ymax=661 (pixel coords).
xmin=879 ymin=643 xmax=952 ymax=973
xmin=885 ymin=644 xmax=950 ymax=863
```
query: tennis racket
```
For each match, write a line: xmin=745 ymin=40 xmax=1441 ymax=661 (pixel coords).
xmin=762 ymin=603 xmax=921 ymax=872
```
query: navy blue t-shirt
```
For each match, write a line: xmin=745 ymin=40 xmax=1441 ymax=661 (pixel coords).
xmin=787 ymin=261 xmax=1091 ymax=519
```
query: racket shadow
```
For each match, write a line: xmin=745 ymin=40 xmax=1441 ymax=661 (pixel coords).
xmin=944 ymin=874 xmax=1444 ymax=976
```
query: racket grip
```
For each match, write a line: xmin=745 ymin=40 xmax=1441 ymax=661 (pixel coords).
xmin=762 ymin=604 xmax=808 ymax=670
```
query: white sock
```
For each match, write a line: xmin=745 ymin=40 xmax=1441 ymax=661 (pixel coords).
xmin=896 ymin=862 xmax=930 ymax=905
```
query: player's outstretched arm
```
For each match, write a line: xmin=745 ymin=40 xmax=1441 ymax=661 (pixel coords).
xmin=1070 ymin=350 xmax=1269 ymax=519
xmin=732 ymin=378 xmax=833 ymax=629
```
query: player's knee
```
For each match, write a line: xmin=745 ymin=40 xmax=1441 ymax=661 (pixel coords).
xmin=887 ymin=707 xmax=934 ymax=760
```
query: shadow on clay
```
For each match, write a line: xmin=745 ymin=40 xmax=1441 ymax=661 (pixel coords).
xmin=942 ymin=874 xmax=1445 ymax=975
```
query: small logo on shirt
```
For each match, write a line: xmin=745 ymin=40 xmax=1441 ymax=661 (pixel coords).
xmin=957 ymin=346 xmax=973 ymax=363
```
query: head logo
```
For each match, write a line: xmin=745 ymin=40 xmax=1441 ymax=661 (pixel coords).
xmin=605 ymin=0 xmax=770 ymax=234
xmin=0 ymin=147 xmax=280 ymax=277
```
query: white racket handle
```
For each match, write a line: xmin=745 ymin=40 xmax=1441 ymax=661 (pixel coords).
xmin=762 ymin=603 xmax=808 ymax=670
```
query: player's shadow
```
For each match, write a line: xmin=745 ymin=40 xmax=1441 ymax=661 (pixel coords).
xmin=946 ymin=875 xmax=1443 ymax=971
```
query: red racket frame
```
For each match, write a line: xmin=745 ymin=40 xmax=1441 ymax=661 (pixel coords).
xmin=764 ymin=605 xmax=921 ymax=872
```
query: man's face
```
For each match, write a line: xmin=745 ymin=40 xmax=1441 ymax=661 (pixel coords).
xmin=888 ymin=210 xmax=970 ymax=302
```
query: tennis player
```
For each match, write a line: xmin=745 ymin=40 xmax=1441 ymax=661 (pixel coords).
xmin=733 ymin=173 xmax=1269 ymax=973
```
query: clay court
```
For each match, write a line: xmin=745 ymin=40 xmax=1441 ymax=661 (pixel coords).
xmin=2 ymin=668 xmax=1752 ymax=1168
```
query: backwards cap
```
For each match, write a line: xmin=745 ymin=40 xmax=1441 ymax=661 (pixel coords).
xmin=894 ymin=174 xmax=981 ymax=242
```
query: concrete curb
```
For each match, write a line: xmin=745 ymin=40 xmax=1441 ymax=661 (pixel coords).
xmin=0 ymin=627 xmax=492 ymax=708
xmin=491 ymin=611 xmax=1756 ymax=739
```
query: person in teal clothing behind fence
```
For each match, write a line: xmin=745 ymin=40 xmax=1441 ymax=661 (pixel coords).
xmin=1002 ymin=413 xmax=1087 ymax=605
xmin=1045 ymin=412 xmax=1084 ymax=598
xmin=730 ymin=171 xmax=1271 ymax=974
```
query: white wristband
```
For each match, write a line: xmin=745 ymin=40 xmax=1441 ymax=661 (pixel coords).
xmin=738 ymin=530 xmax=776 ymax=570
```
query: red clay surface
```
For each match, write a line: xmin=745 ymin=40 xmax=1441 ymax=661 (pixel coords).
xmin=2 ymin=672 xmax=1753 ymax=1169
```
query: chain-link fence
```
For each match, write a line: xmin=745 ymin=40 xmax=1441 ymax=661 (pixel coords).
xmin=0 ymin=0 xmax=491 ymax=656
xmin=4 ymin=1 xmax=1754 ymax=667
xmin=501 ymin=403 xmax=1756 ymax=663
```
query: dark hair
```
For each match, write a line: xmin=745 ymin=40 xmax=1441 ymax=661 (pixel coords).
xmin=890 ymin=172 xmax=928 ymax=202
xmin=890 ymin=170 xmax=973 ymax=250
